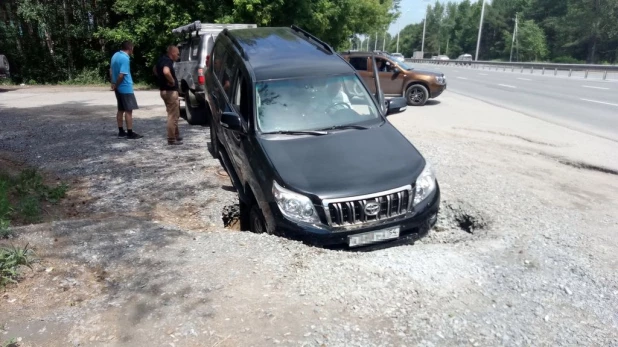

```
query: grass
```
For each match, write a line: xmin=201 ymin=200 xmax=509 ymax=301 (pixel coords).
xmin=1 ymin=338 xmax=19 ymax=347
xmin=0 ymin=168 xmax=68 ymax=238
xmin=0 ymin=243 xmax=35 ymax=287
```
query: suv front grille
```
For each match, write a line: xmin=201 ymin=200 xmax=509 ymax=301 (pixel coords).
xmin=323 ymin=186 xmax=413 ymax=227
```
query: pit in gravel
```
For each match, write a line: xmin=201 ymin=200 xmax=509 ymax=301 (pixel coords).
xmin=433 ymin=199 xmax=490 ymax=240
xmin=221 ymin=204 xmax=241 ymax=230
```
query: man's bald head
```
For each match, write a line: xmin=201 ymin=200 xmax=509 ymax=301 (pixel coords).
xmin=167 ymin=46 xmax=180 ymax=61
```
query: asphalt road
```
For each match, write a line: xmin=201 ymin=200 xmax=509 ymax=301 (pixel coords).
xmin=413 ymin=63 xmax=618 ymax=142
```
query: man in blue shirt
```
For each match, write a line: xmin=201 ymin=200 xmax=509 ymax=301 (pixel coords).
xmin=110 ymin=40 xmax=143 ymax=139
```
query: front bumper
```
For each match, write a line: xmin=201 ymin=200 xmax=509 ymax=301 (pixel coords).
xmin=430 ymin=83 xmax=447 ymax=98
xmin=271 ymin=186 xmax=440 ymax=249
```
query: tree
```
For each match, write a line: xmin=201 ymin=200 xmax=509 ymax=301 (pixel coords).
xmin=518 ymin=19 xmax=548 ymax=61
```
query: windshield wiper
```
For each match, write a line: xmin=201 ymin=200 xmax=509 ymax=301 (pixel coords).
xmin=318 ymin=124 xmax=370 ymax=131
xmin=262 ymin=130 xmax=327 ymax=136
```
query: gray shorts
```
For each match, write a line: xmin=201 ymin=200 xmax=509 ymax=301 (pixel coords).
xmin=115 ymin=91 xmax=139 ymax=111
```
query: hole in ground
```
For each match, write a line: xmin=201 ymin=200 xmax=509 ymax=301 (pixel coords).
xmin=435 ymin=200 xmax=490 ymax=234
xmin=221 ymin=204 xmax=241 ymax=230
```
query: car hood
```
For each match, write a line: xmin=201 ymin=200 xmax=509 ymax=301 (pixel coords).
xmin=259 ymin=123 xmax=426 ymax=200
xmin=410 ymin=68 xmax=444 ymax=76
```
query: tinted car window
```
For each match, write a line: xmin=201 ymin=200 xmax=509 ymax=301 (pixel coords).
xmin=233 ymin=70 xmax=250 ymax=122
xmin=222 ymin=52 xmax=238 ymax=100
xmin=349 ymin=57 xmax=368 ymax=71
xmin=212 ymin=41 xmax=226 ymax=81
xmin=256 ymin=74 xmax=381 ymax=133
xmin=179 ymin=43 xmax=190 ymax=62
xmin=190 ymin=37 xmax=201 ymax=60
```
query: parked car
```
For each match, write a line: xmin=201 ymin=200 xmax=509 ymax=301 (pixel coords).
xmin=204 ymin=25 xmax=440 ymax=248
xmin=171 ymin=21 xmax=257 ymax=124
xmin=456 ymin=53 xmax=473 ymax=66
xmin=391 ymin=53 xmax=405 ymax=63
xmin=0 ymin=54 xmax=9 ymax=78
xmin=340 ymin=51 xmax=447 ymax=106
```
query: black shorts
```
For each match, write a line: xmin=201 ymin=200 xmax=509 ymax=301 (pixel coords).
xmin=115 ymin=91 xmax=139 ymax=111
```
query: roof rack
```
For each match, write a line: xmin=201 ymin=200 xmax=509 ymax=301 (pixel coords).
xmin=222 ymin=29 xmax=248 ymax=61
xmin=290 ymin=25 xmax=334 ymax=54
xmin=172 ymin=21 xmax=258 ymax=36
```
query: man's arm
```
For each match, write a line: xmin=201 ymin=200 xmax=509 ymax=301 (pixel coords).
xmin=162 ymin=66 xmax=175 ymax=86
xmin=112 ymin=72 xmax=126 ymax=91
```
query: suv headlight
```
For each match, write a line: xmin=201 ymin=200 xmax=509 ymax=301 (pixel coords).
xmin=413 ymin=163 xmax=437 ymax=206
xmin=272 ymin=181 xmax=320 ymax=224
xmin=435 ymin=75 xmax=446 ymax=84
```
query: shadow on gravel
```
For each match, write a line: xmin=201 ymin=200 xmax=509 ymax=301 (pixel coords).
xmin=0 ymin=101 xmax=234 ymax=229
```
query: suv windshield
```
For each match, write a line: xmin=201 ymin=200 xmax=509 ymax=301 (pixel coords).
xmin=256 ymin=74 xmax=382 ymax=133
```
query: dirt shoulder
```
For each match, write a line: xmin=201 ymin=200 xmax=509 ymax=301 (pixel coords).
xmin=1 ymin=90 xmax=617 ymax=346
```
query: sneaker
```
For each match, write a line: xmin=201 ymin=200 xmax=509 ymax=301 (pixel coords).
xmin=127 ymin=132 xmax=143 ymax=139
xmin=118 ymin=132 xmax=127 ymax=138
xmin=175 ymin=136 xmax=183 ymax=142
xmin=168 ymin=140 xmax=183 ymax=146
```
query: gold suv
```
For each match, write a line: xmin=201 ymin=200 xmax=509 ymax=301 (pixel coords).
xmin=340 ymin=51 xmax=447 ymax=106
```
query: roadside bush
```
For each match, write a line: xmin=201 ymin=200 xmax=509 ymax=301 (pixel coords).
xmin=552 ymin=56 xmax=585 ymax=64
xmin=60 ymin=68 xmax=105 ymax=85
xmin=0 ymin=244 xmax=35 ymax=287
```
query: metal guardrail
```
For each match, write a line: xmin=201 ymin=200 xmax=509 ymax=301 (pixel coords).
xmin=406 ymin=58 xmax=618 ymax=80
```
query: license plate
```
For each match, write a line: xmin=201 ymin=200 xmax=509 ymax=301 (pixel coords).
xmin=348 ymin=226 xmax=400 ymax=248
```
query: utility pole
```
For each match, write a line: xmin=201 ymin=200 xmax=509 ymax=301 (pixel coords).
xmin=396 ymin=30 xmax=401 ymax=53
xmin=382 ymin=34 xmax=386 ymax=51
xmin=510 ymin=13 xmax=518 ymax=62
xmin=421 ymin=9 xmax=427 ymax=58
xmin=446 ymin=36 xmax=450 ymax=56
xmin=475 ymin=0 xmax=486 ymax=61
xmin=374 ymin=32 xmax=378 ymax=51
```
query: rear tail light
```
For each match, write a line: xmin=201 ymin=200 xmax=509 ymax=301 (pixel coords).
xmin=198 ymin=68 xmax=205 ymax=85
xmin=205 ymin=55 xmax=210 ymax=68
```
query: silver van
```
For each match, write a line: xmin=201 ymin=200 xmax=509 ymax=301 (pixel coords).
xmin=172 ymin=21 xmax=257 ymax=124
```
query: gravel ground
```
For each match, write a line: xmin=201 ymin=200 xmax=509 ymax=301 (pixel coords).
xmin=1 ymin=87 xmax=617 ymax=346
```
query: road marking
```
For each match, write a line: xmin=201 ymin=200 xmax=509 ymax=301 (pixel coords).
xmin=498 ymin=84 xmax=517 ymax=88
xmin=580 ymin=98 xmax=618 ymax=107
xmin=456 ymin=77 xmax=468 ymax=80
xmin=479 ymin=73 xmax=488 ymax=76
xmin=517 ymin=78 xmax=532 ymax=81
xmin=582 ymin=85 xmax=610 ymax=90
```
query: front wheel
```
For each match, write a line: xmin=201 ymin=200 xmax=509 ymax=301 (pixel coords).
xmin=185 ymin=90 xmax=210 ymax=125
xmin=209 ymin=124 xmax=220 ymax=159
xmin=405 ymin=84 xmax=429 ymax=106
xmin=249 ymin=204 xmax=267 ymax=234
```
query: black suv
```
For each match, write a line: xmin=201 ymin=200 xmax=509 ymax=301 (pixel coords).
xmin=206 ymin=25 xmax=440 ymax=248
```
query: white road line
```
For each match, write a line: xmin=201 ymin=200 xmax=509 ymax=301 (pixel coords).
xmin=498 ymin=84 xmax=517 ymax=88
xmin=456 ymin=77 xmax=468 ymax=80
xmin=582 ymin=85 xmax=610 ymax=90
xmin=517 ymin=78 xmax=532 ymax=81
xmin=580 ymin=98 xmax=618 ymax=107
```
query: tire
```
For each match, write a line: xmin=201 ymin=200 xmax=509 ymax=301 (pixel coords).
xmin=185 ymin=90 xmax=210 ymax=125
xmin=209 ymin=123 xmax=220 ymax=159
xmin=405 ymin=84 xmax=429 ymax=106
xmin=249 ymin=204 xmax=267 ymax=234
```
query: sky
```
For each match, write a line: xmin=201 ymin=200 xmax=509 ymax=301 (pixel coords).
xmin=388 ymin=0 xmax=466 ymax=35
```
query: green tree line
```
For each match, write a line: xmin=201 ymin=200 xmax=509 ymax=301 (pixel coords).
xmin=0 ymin=0 xmax=399 ymax=84
xmin=388 ymin=0 xmax=618 ymax=64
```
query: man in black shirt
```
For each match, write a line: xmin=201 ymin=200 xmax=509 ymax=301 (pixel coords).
xmin=154 ymin=46 xmax=182 ymax=145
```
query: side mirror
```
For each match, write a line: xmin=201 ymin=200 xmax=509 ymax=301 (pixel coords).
xmin=393 ymin=67 xmax=400 ymax=74
xmin=386 ymin=97 xmax=407 ymax=116
xmin=220 ymin=111 xmax=245 ymax=132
